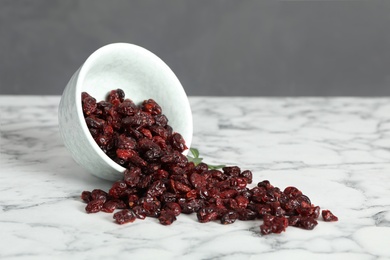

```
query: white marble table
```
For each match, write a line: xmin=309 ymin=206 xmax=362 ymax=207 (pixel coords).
xmin=1 ymin=96 xmax=390 ymax=260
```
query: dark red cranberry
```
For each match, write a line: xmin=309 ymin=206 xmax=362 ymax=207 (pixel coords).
xmin=237 ymin=208 xmax=257 ymax=220
xmin=197 ymin=207 xmax=219 ymax=223
xmin=154 ymin=114 xmax=168 ymax=127
xmin=160 ymin=192 xmax=177 ymax=203
xmin=140 ymin=197 xmax=161 ymax=218
xmin=123 ymin=167 xmax=142 ymax=187
xmin=257 ymin=180 xmax=273 ymax=189
xmin=81 ymin=191 xmax=92 ymax=203
xmin=288 ymin=216 xmax=301 ymax=227
xmin=82 ymin=92 xmax=97 ymax=116
xmin=171 ymin=133 xmax=187 ymax=152
xmin=116 ymin=134 xmax=137 ymax=150
xmin=142 ymin=99 xmax=162 ymax=115
xmin=127 ymin=194 xmax=139 ymax=208
xmin=85 ymin=116 xmax=105 ymax=129
xmin=80 ymin=89 xmax=337 ymax=236
xmin=322 ymin=210 xmax=338 ymax=222
xmin=108 ymin=89 xmax=125 ymax=105
xmin=195 ymin=163 xmax=208 ymax=173
xmin=108 ymin=180 xmax=128 ymax=199
xmin=260 ymin=215 xmax=288 ymax=234
xmin=102 ymin=200 xmax=119 ymax=213
xmin=113 ymin=209 xmax=136 ymax=224
xmin=299 ymin=217 xmax=318 ymax=230
xmin=132 ymin=206 xmax=147 ymax=219
xmin=147 ymin=180 xmax=166 ymax=197
xmin=179 ymin=198 xmax=203 ymax=214
xmin=159 ymin=210 xmax=176 ymax=225
xmin=91 ymin=189 xmax=108 ymax=202
xmin=284 ymin=186 xmax=303 ymax=199
xmin=163 ymin=202 xmax=182 ymax=216
xmin=85 ymin=199 xmax=104 ymax=213
xmin=234 ymin=195 xmax=248 ymax=209
xmin=221 ymin=211 xmax=238 ymax=224
xmin=222 ymin=166 xmax=241 ymax=177
xmin=118 ymin=99 xmax=137 ymax=116
xmin=240 ymin=170 xmax=253 ymax=184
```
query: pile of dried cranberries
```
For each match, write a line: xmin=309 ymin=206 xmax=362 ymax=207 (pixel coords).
xmin=80 ymin=89 xmax=338 ymax=235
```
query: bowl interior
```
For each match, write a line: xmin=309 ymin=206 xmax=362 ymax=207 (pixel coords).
xmin=74 ymin=43 xmax=193 ymax=176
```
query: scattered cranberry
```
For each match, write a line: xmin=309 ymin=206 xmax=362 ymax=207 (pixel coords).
xmin=221 ymin=211 xmax=239 ymax=224
xmin=260 ymin=214 xmax=289 ymax=234
xmin=85 ymin=199 xmax=104 ymax=213
xmin=322 ymin=210 xmax=339 ymax=222
xmin=159 ymin=210 xmax=177 ymax=225
xmin=80 ymin=89 xmax=338 ymax=236
xmin=113 ymin=209 xmax=136 ymax=224
xmin=81 ymin=191 xmax=92 ymax=203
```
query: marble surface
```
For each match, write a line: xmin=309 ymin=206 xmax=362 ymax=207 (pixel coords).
xmin=1 ymin=96 xmax=390 ymax=260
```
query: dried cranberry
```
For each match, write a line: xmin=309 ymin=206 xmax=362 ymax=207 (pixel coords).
xmin=147 ymin=180 xmax=166 ymax=197
xmin=123 ymin=167 xmax=142 ymax=187
xmin=322 ymin=210 xmax=338 ymax=222
xmin=85 ymin=199 xmax=104 ymax=213
xmin=179 ymin=198 xmax=203 ymax=214
xmin=113 ymin=209 xmax=136 ymax=224
xmin=85 ymin=116 xmax=105 ymax=129
xmin=222 ymin=166 xmax=240 ymax=177
xmin=118 ymin=99 xmax=137 ymax=116
xmin=161 ymin=192 xmax=177 ymax=203
xmin=140 ymin=197 xmax=161 ymax=217
xmin=171 ymin=133 xmax=187 ymax=152
xmin=159 ymin=210 xmax=176 ymax=225
xmin=80 ymin=89 xmax=337 ymax=236
xmin=154 ymin=114 xmax=168 ymax=127
xmin=127 ymin=194 xmax=139 ymax=208
xmin=82 ymin=92 xmax=97 ymax=116
xmin=221 ymin=211 xmax=238 ymax=224
xmin=138 ymin=174 xmax=153 ymax=189
xmin=237 ymin=208 xmax=257 ymax=220
xmin=81 ymin=191 xmax=92 ymax=203
xmin=260 ymin=214 xmax=288 ymax=234
xmin=108 ymin=89 xmax=125 ymax=105
xmin=142 ymin=99 xmax=162 ymax=115
xmin=102 ymin=200 xmax=119 ymax=213
xmin=91 ymin=189 xmax=108 ymax=202
xmin=132 ymin=206 xmax=147 ymax=219
xmin=288 ymin=216 xmax=301 ymax=227
xmin=163 ymin=202 xmax=182 ymax=216
xmin=257 ymin=180 xmax=273 ymax=189
xmin=197 ymin=207 xmax=219 ymax=223
xmin=109 ymin=180 xmax=128 ymax=199
xmin=240 ymin=170 xmax=253 ymax=184
xmin=234 ymin=195 xmax=248 ymax=209
xmin=116 ymin=134 xmax=137 ymax=150
xmin=299 ymin=217 xmax=318 ymax=230
xmin=284 ymin=186 xmax=303 ymax=199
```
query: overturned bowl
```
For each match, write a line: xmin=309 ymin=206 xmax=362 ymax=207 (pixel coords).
xmin=58 ymin=43 xmax=193 ymax=181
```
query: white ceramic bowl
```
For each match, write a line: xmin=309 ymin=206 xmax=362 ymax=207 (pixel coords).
xmin=58 ymin=43 xmax=193 ymax=181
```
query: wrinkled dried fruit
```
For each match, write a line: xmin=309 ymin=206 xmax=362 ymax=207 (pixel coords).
xmin=80 ymin=89 xmax=337 ymax=237
xmin=113 ymin=209 xmax=136 ymax=224
xmin=322 ymin=210 xmax=338 ymax=222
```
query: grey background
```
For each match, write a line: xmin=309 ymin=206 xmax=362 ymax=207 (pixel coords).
xmin=1 ymin=0 xmax=389 ymax=96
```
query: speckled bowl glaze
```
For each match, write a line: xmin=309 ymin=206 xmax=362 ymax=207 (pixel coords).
xmin=58 ymin=43 xmax=193 ymax=181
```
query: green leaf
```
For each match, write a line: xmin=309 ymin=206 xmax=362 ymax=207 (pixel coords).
xmin=208 ymin=164 xmax=226 ymax=170
xmin=190 ymin=148 xmax=200 ymax=158
xmin=187 ymin=155 xmax=203 ymax=166
xmin=187 ymin=147 xmax=224 ymax=168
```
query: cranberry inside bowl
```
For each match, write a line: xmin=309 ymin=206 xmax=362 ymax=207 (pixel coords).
xmin=58 ymin=43 xmax=193 ymax=181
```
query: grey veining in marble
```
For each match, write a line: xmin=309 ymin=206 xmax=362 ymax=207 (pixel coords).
xmin=1 ymin=96 xmax=390 ymax=259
